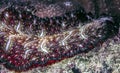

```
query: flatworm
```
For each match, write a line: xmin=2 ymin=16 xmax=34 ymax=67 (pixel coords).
xmin=0 ymin=1 xmax=118 ymax=72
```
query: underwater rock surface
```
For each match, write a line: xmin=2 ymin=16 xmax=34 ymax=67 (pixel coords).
xmin=0 ymin=0 xmax=119 ymax=72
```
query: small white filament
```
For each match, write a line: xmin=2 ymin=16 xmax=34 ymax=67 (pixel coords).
xmin=40 ymin=39 xmax=48 ymax=53
xmin=40 ymin=29 xmax=44 ymax=37
xmin=5 ymin=35 xmax=18 ymax=51
xmin=64 ymin=1 xmax=72 ymax=7
xmin=5 ymin=12 xmax=9 ymax=17
xmin=5 ymin=37 xmax=11 ymax=51
xmin=1 ymin=22 xmax=12 ymax=30
xmin=24 ymin=49 xmax=32 ymax=59
xmin=80 ymin=26 xmax=87 ymax=39
xmin=62 ymin=22 xmax=66 ymax=27
xmin=24 ymin=40 xmax=36 ymax=48
xmin=33 ymin=19 xmax=36 ymax=24
xmin=16 ymin=22 xmax=21 ymax=31
xmin=62 ymin=31 xmax=73 ymax=46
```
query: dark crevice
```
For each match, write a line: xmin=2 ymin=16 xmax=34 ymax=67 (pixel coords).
xmin=91 ymin=0 xmax=100 ymax=18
